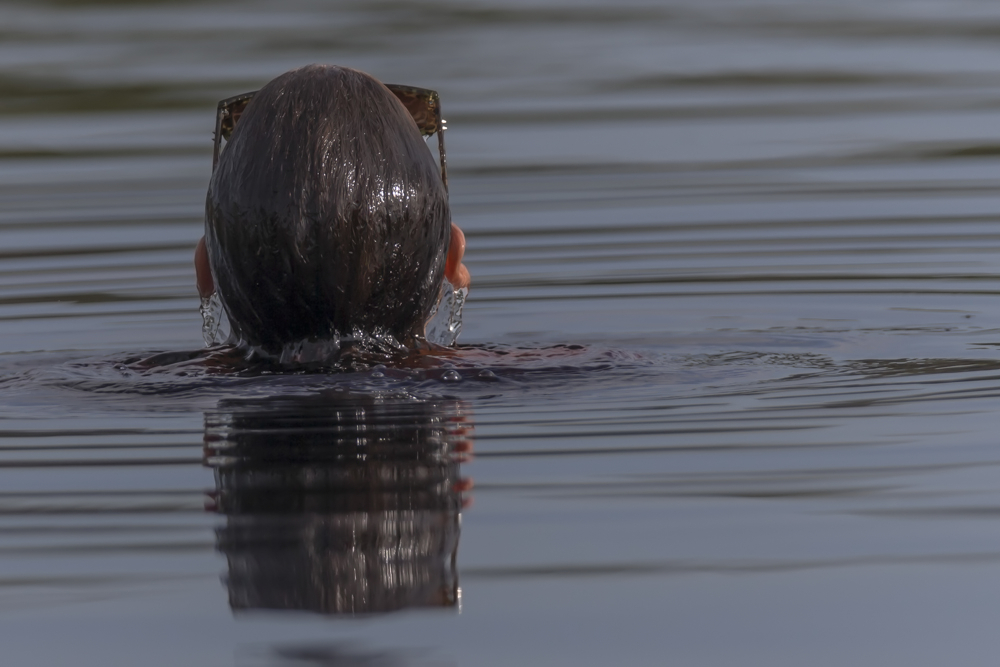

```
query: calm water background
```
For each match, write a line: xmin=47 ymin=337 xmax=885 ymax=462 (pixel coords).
xmin=2 ymin=0 xmax=1000 ymax=664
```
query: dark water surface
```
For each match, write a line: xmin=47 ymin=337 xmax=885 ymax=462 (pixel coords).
xmin=3 ymin=0 xmax=1000 ymax=664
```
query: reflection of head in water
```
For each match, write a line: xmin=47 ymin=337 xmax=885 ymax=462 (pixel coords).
xmin=204 ymin=390 xmax=472 ymax=615
xmin=205 ymin=64 xmax=451 ymax=351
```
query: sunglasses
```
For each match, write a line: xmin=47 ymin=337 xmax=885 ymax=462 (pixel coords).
xmin=212 ymin=84 xmax=448 ymax=191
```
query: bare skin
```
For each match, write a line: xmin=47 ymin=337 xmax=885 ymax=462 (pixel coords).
xmin=444 ymin=223 xmax=471 ymax=291
xmin=195 ymin=222 xmax=470 ymax=299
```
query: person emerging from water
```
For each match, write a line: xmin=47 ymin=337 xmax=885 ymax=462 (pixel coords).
xmin=193 ymin=64 xmax=470 ymax=358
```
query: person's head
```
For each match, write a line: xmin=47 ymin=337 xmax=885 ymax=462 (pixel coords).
xmin=204 ymin=64 xmax=451 ymax=351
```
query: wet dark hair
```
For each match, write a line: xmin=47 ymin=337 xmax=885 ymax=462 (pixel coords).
xmin=205 ymin=64 xmax=450 ymax=352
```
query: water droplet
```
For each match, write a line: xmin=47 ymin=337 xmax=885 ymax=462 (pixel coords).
xmin=477 ymin=369 xmax=496 ymax=379
xmin=442 ymin=370 xmax=462 ymax=382
xmin=371 ymin=371 xmax=385 ymax=378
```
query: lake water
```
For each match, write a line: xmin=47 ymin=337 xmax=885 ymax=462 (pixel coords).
xmin=3 ymin=0 xmax=1000 ymax=664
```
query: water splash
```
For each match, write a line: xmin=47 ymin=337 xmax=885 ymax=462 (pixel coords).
xmin=200 ymin=292 xmax=225 ymax=347
xmin=268 ymin=326 xmax=406 ymax=367
xmin=446 ymin=286 xmax=468 ymax=345
xmin=426 ymin=280 xmax=468 ymax=347
xmin=198 ymin=279 xmax=465 ymax=360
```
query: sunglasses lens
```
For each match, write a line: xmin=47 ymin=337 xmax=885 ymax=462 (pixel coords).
xmin=219 ymin=97 xmax=253 ymax=141
xmin=387 ymin=86 xmax=440 ymax=137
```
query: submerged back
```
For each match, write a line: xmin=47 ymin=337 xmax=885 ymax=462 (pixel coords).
xmin=205 ymin=64 xmax=450 ymax=351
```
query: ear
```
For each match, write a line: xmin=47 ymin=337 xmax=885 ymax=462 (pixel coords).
xmin=195 ymin=236 xmax=215 ymax=298
xmin=444 ymin=223 xmax=470 ymax=290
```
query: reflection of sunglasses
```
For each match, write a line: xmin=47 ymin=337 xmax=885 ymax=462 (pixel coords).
xmin=212 ymin=84 xmax=448 ymax=191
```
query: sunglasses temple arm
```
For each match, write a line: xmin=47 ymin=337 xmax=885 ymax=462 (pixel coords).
xmin=212 ymin=106 xmax=224 ymax=172
xmin=438 ymin=130 xmax=449 ymax=193
xmin=437 ymin=103 xmax=448 ymax=193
